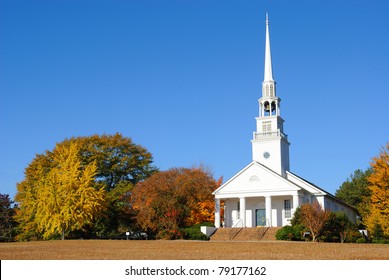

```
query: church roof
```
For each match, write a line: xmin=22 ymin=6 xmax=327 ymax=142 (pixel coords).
xmin=286 ymin=171 xmax=358 ymax=213
xmin=213 ymin=161 xmax=358 ymax=213
xmin=213 ymin=161 xmax=302 ymax=197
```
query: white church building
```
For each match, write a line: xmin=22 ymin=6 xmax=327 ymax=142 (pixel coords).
xmin=213 ymin=15 xmax=357 ymax=228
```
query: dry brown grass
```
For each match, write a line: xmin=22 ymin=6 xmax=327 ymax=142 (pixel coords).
xmin=1 ymin=240 xmax=388 ymax=260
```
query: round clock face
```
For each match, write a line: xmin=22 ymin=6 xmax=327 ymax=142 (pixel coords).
xmin=263 ymin=152 xmax=270 ymax=159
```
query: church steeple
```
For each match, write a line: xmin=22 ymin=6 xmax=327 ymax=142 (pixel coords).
xmin=260 ymin=13 xmax=279 ymax=117
xmin=251 ymin=13 xmax=290 ymax=176
xmin=264 ymin=13 xmax=273 ymax=82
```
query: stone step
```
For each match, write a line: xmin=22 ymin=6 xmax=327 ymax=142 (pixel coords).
xmin=210 ymin=227 xmax=282 ymax=241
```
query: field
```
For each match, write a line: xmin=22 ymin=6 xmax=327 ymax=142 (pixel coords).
xmin=1 ymin=240 xmax=389 ymax=260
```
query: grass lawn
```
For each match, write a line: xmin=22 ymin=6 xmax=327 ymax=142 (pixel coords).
xmin=1 ymin=240 xmax=389 ymax=260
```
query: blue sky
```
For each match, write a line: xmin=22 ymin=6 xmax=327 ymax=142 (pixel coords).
xmin=1 ymin=0 xmax=389 ymax=199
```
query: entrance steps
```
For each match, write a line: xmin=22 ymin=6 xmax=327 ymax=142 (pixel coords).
xmin=210 ymin=227 xmax=281 ymax=241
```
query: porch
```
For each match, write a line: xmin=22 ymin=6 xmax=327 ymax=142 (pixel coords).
xmin=214 ymin=194 xmax=300 ymax=228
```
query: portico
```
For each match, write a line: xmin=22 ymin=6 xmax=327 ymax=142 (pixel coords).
xmin=213 ymin=160 xmax=303 ymax=228
xmin=215 ymin=162 xmax=300 ymax=227
xmin=218 ymin=194 xmax=299 ymax=228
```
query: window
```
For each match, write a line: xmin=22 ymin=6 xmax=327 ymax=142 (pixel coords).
xmin=262 ymin=121 xmax=272 ymax=132
xmin=284 ymin=200 xmax=291 ymax=218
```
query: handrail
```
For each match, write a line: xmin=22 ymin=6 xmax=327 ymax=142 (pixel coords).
xmin=257 ymin=219 xmax=270 ymax=240
xmin=229 ymin=219 xmax=243 ymax=240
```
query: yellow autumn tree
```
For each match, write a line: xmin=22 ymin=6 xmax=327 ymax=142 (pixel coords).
xmin=365 ymin=143 xmax=389 ymax=238
xmin=16 ymin=142 xmax=106 ymax=240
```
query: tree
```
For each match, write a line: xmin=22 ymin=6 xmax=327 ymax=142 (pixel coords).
xmin=0 ymin=194 xmax=17 ymax=242
xmin=15 ymin=133 xmax=157 ymax=239
xmin=321 ymin=212 xmax=353 ymax=243
xmin=365 ymin=143 xmax=389 ymax=238
xmin=16 ymin=143 xmax=106 ymax=240
xmin=131 ymin=167 xmax=220 ymax=239
xmin=62 ymin=133 xmax=158 ymax=237
xmin=63 ymin=133 xmax=157 ymax=190
xmin=299 ymin=201 xmax=330 ymax=242
xmin=15 ymin=153 xmax=53 ymax=240
xmin=335 ymin=168 xmax=372 ymax=221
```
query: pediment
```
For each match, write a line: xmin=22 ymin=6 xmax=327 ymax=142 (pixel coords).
xmin=213 ymin=161 xmax=301 ymax=198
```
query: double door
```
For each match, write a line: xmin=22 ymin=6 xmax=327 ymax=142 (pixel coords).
xmin=255 ymin=209 xmax=266 ymax=226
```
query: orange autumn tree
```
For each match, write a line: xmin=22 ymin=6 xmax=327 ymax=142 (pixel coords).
xmin=365 ymin=143 xmax=389 ymax=238
xmin=131 ymin=167 xmax=221 ymax=239
xmin=300 ymin=201 xmax=330 ymax=242
xmin=185 ymin=177 xmax=223 ymax=225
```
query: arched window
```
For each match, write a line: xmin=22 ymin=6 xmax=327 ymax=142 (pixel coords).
xmin=271 ymin=101 xmax=276 ymax=115
xmin=264 ymin=101 xmax=270 ymax=116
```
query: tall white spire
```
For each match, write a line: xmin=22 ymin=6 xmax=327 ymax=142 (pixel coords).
xmin=264 ymin=13 xmax=274 ymax=82
xmin=252 ymin=13 xmax=290 ymax=176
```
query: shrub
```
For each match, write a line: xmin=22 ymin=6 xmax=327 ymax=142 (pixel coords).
xmin=320 ymin=212 xmax=355 ymax=243
xmin=183 ymin=227 xmax=209 ymax=240
xmin=276 ymin=225 xmax=304 ymax=241
xmin=182 ymin=223 xmax=213 ymax=240
xmin=356 ymin=237 xmax=367 ymax=243
xmin=344 ymin=228 xmax=363 ymax=243
xmin=372 ymin=239 xmax=389 ymax=244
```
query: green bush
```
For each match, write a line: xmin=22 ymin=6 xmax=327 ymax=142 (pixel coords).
xmin=372 ymin=239 xmax=389 ymax=244
xmin=276 ymin=225 xmax=304 ymax=241
xmin=182 ymin=223 xmax=211 ymax=240
xmin=356 ymin=237 xmax=367 ymax=243
xmin=319 ymin=212 xmax=357 ymax=243
xmin=344 ymin=228 xmax=363 ymax=243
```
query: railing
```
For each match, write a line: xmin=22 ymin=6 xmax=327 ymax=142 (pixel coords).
xmin=257 ymin=219 xmax=270 ymax=240
xmin=253 ymin=130 xmax=288 ymax=140
xmin=229 ymin=219 xmax=243 ymax=240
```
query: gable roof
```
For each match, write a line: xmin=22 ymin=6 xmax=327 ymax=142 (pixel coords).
xmin=213 ymin=161 xmax=301 ymax=198
xmin=287 ymin=171 xmax=358 ymax=213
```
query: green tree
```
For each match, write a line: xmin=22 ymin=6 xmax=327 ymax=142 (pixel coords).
xmin=64 ymin=133 xmax=157 ymax=190
xmin=131 ymin=167 xmax=220 ymax=239
xmin=335 ymin=169 xmax=372 ymax=221
xmin=16 ymin=143 xmax=106 ymax=240
xmin=0 ymin=194 xmax=17 ymax=242
xmin=321 ymin=212 xmax=354 ymax=243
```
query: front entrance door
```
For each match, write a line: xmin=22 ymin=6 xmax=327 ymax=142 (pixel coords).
xmin=256 ymin=209 xmax=266 ymax=226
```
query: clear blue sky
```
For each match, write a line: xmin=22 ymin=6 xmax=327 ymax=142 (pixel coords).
xmin=1 ymin=0 xmax=388 ymax=199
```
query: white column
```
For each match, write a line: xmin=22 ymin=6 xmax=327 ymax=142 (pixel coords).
xmin=265 ymin=196 xmax=272 ymax=227
xmin=260 ymin=101 xmax=264 ymax=117
xmin=292 ymin=194 xmax=300 ymax=218
xmin=275 ymin=100 xmax=279 ymax=116
xmin=240 ymin=197 xmax=246 ymax=227
xmin=214 ymin=198 xmax=221 ymax=228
